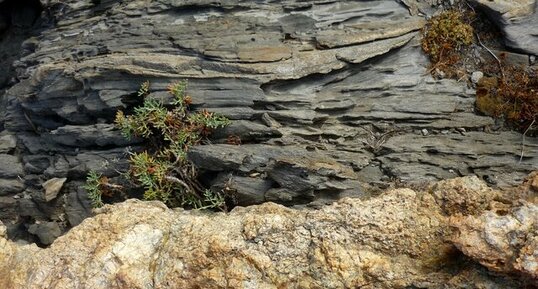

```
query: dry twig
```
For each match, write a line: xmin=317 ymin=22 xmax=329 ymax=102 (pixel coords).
xmin=519 ymin=118 xmax=536 ymax=164
xmin=475 ymin=33 xmax=505 ymax=80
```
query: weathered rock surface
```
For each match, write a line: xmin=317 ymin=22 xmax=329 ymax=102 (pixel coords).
xmin=0 ymin=0 xmax=43 ymax=94
xmin=0 ymin=176 xmax=534 ymax=288
xmin=471 ymin=0 xmax=538 ymax=55
xmin=451 ymin=201 xmax=538 ymax=281
xmin=0 ymin=0 xmax=536 ymax=243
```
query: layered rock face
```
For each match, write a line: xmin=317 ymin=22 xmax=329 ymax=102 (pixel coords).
xmin=470 ymin=0 xmax=538 ymax=55
xmin=0 ymin=175 xmax=536 ymax=288
xmin=0 ymin=0 xmax=536 ymax=242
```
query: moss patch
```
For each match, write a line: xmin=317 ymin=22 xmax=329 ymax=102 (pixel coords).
xmin=421 ymin=10 xmax=474 ymax=78
xmin=421 ymin=10 xmax=473 ymax=61
xmin=477 ymin=62 xmax=538 ymax=135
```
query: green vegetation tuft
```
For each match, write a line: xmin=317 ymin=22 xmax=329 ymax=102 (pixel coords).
xmin=421 ymin=10 xmax=473 ymax=64
xmin=83 ymin=170 xmax=105 ymax=208
xmin=85 ymin=81 xmax=230 ymax=210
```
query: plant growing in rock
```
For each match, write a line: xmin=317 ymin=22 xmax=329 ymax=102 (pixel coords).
xmin=83 ymin=171 xmax=124 ymax=208
xmin=112 ymin=81 xmax=230 ymax=209
xmin=83 ymin=171 xmax=105 ymax=208
xmin=421 ymin=9 xmax=474 ymax=78
xmin=477 ymin=60 xmax=537 ymax=136
xmin=421 ymin=7 xmax=537 ymax=135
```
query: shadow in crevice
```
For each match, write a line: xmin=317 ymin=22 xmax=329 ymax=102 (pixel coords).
xmin=0 ymin=0 xmax=44 ymax=129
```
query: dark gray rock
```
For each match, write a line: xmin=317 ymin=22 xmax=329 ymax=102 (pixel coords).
xmin=188 ymin=145 xmax=247 ymax=172
xmin=190 ymin=144 xmax=364 ymax=201
xmin=48 ymin=124 xmax=140 ymax=148
xmin=0 ymin=154 xmax=23 ymax=178
xmin=471 ymin=0 xmax=538 ymax=55
xmin=0 ymin=178 xmax=25 ymax=195
xmin=212 ymin=174 xmax=272 ymax=206
xmin=22 ymin=155 xmax=51 ymax=174
xmin=0 ymin=13 xmax=7 ymax=34
xmin=379 ymin=131 xmax=538 ymax=186
xmin=64 ymin=183 xmax=92 ymax=227
xmin=28 ymin=221 xmax=63 ymax=245
xmin=17 ymin=197 xmax=46 ymax=219
xmin=211 ymin=120 xmax=282 ymax=142
xmin=265 ymin=188 xmax=314 ymax=205
xmin=44 ymin=155 xmax=69 ymax=179
xmin=0 ymin=0 xmax=43 ymax=94
xmin=501 ymin=16 xmax=538 ymax=55
xmin=0 ymin=196 xmax=17 ymax=229
xmin=65 ymin=149 xmax=131 ymax=178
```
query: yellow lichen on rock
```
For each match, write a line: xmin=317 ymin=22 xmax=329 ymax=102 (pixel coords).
xmin=1 ymin=175 xmax=535 ymax=288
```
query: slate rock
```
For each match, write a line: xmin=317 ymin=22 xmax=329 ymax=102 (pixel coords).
xmin=190 ymin=144 xmax=363 ymax=205
xmin=0 ymin=154 xmax=23 ymax=178
xmin=17 ymin=197 xmax=46 ymax=219
xmin=22 ymin=155 xmax=51 ymax=174
xmin=0 ymin=0 xmax=536 ymax=245
xmin=471 ymin=0 xmax=538 ymax=55
xmin=48 ymin=124 xmax=139 ymax=148
xmin=0 ymin=178 xmax=25 ymax=196
xmin=265 ymin=188 xmax=315 ymax=205
xmin=211 ymin=120 xmax=282 ymax=142
xmin=28 ymin=221 xmax=63 ymax=245
xmin=212 ymin=174 xmax=272 ymax=206
xmin=0 ymin=196 xmax=17 ymax=221
xmin=0 ymin=134 xmax=17 ymax=154
xmin=64 ymin=183 xmax=92 ymax=227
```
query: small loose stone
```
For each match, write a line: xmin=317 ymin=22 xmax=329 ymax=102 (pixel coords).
xmin=471 ymin=71 xmax=483 ymax=84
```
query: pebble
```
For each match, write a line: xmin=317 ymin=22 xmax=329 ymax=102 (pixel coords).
xmin=435 ymin=68 xmax=445 ymax=78
xmin=421 ymin=129 xmax=429 ymax=136
xmin=471 ymin=71 xmax=483 ymax=84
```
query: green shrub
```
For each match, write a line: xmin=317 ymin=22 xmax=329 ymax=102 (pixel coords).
xmin=83 ymin=171 xmax=105 ymax=208
xmin=85 ymin=81 xmax=230 ymax=210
